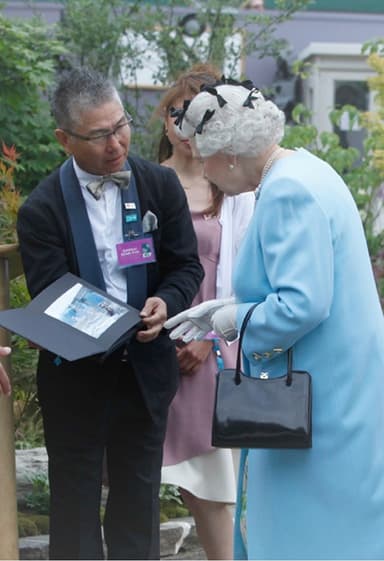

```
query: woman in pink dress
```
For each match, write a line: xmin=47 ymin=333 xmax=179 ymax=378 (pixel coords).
xmin=156 ymin=65 xmax=254 ymax=560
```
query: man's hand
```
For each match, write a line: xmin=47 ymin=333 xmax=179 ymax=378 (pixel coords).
xmin=176 ymin=340 xmax=213 ymax=375
xmin=0 ymin=346 xmax=12 ymax=397
xmin=164 ymin=298 xmax=236 ymax=342
xmin=136 ymin=297 xmax=167 ymax=343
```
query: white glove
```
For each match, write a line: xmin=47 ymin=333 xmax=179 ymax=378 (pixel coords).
xmin=211 ymin=304 xmax=238 ymax=342
xmin=164 ymin=297 xmax=236 ymax=343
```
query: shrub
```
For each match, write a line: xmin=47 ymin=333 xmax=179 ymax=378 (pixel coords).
xmin=24 ymin=473 xmax=50 ymax=516
xmin=0 ymin=142 xmax=42 ymax=448
xmin=28 ymin=514 xmax=50 ymax=535
xmin=159 ymin=484 xmax=189 ymax=521
xmin=17 ymin=514 xmax=39 ymax=537
xmin=0 ymin=13 xmax=66 ymax=194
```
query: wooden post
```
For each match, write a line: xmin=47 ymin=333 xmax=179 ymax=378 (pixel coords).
xmin=0 ymin=244 xmax=23 ymax=560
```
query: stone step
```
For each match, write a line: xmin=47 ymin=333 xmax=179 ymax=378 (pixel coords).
xmin=16 ymin=448 xmax=206 ymax=560
xmin=19 ymin=517 xmax=206 ymax=560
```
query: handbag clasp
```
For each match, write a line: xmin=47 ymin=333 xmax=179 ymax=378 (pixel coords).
xmin=260 ymin=371 xmax=269 ymax=379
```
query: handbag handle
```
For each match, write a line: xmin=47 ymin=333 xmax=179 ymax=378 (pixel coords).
xmin=235 ymin=303 xmax=293 ymax=386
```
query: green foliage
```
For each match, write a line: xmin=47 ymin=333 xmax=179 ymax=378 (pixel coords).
xmin=29 ymin=514 xmax=50 ymax=535
xmin=17 ymin=512 xmax=50 ymax=536
xmin=159 ymin=484 xmax=189 ymax=521
xmin=0 ymin=142 xmax=42 ymax=448
xmin=57 ymin=0 xmax=140 ymax=77
xmin=58 ymin=0 xmax=311 ymax=84
xmin=159 ymin=483 xmax=182 ymax=505
xmin=24 ymin=472 xmax=50 ymax=515
xmin=10 ymin=276 xmax=42 ymax=449
xmin=361 ymin=39 xmax=384 ymax=306
xmin=160 ymin=511 xmax=168 ymax=523
xmin=17 ymin=513 xmax=39 ymax=537
xmin=128 ymin=104 xmax=164 ymax=162
xmin=0 ymin=12 xmax=66 ymax=193
xmin=18 ymin=482 xmax=186 ymax=536
xmin=0 ymin=140 xmax=42 ymax=446
xmin=10 ymin=277 xmax=41 ymax=449
xmin=160 ymin=502 xmax=189 ymax=521
xmin=18 ymin=485 xmax=186 ymax=536
xmin=0 ymin=142 xmax=23 ymax=243
xmin=283 ymin=81 xmax=384 ymax=306
xmin=13 ymin=386 xmax=44 ymax=450
xmin=283 ymin=104 xmax=380 ymax=225
xmin=284 ymin=104 xmax=362 ymax=175
xmin=56 ymin=0 xmax=311 ymax=161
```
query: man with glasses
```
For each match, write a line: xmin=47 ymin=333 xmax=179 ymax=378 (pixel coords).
xmin=17 ymin=66 xmax=203 ymax=560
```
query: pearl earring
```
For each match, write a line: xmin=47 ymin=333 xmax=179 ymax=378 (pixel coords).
xmin=229 ymin=163 xmax=235 ymax=170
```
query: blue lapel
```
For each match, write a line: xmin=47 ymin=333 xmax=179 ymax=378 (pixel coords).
xmin=60 ymin=157 xmax=106 ymax=290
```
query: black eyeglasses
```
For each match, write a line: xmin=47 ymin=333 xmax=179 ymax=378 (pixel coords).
xmin=63 ymin=112 xmax=133 ymax=145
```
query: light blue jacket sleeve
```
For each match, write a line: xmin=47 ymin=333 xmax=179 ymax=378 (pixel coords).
xmin=236 ymin=178 xmax=334 ymax=358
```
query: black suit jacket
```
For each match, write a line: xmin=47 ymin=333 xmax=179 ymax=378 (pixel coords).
xmin=17 ymin=155 xmax=204 ymax=420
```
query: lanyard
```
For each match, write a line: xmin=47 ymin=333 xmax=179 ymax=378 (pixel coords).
xmin=120 ymin=166 xmax=148 ymax=309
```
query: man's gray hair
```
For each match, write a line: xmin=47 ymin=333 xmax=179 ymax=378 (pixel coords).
xmin=51 ymin=66 xmax=122 ymax=129
xmin=179 ymin=84 xmax=285 ymax=158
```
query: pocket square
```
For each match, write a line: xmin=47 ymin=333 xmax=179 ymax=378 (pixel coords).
xmin=142 ymin=210 xmax=158 ymax=233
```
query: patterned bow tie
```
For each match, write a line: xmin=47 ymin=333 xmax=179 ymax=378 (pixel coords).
xmin=86 ymin=170 xmax=131 ymax=200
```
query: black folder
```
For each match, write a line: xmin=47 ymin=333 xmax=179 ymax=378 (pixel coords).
xmin=0 ymin=272 xmax=143 ymax=361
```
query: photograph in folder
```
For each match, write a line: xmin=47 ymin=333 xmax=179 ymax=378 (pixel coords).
xmin=0 ymin=272 xmax=142 ymax=361
xmin=44 ymin=283 xmax=129 ymax=339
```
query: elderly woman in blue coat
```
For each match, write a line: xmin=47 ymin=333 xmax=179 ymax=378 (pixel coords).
xmin=165 ymin=80 xmax=384 ymax=560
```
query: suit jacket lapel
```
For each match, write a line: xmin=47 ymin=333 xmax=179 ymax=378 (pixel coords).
xmin=59 ymin=157 xmax=106 ymax=290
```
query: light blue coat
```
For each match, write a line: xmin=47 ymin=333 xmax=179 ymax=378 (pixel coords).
xmin=233 ymin=148 xmax=384 ymax=560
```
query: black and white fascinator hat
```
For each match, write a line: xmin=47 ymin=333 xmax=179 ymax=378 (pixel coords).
xmin=174 ymin=76 xmax=285 ymax=158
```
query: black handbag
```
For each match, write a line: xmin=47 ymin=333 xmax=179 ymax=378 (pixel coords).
xmin=211 ymin=304 xmax=312 ymax=449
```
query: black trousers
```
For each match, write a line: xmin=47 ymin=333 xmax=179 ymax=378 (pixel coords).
xmin=37 ymin=352 xmax=167 ymax=560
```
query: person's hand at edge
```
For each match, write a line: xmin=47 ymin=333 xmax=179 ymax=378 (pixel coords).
xmin=0 ymin=346 xmax=12 ymax=397
xmin=176 ymin=340 xmax=214 ymax=375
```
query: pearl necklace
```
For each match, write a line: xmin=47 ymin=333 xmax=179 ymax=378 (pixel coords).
xmin=260 ymin=146 xmax=285 ymax=184
xmin=255 ymin=146 xmax=285 ymax=199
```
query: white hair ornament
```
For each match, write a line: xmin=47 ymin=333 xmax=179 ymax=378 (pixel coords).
xmin=178 ymin=80 xmax=285 ymax=158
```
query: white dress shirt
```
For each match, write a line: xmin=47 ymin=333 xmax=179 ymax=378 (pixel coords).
xmin=73 ymin=160 xmax=127 ymax=302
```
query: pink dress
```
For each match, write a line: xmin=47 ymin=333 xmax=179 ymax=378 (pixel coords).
xmin=162 ymin=211 xmax=238 ymax=502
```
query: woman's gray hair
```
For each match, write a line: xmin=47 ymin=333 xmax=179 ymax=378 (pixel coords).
xmin=51 ymin=66 xmax=122 ymax=130
xmin=179 ymin=84 xmax=285 ymax=158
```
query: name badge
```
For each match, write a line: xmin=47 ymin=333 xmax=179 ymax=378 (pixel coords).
xmin=116 ymin=235 xmax=156 ymax=268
